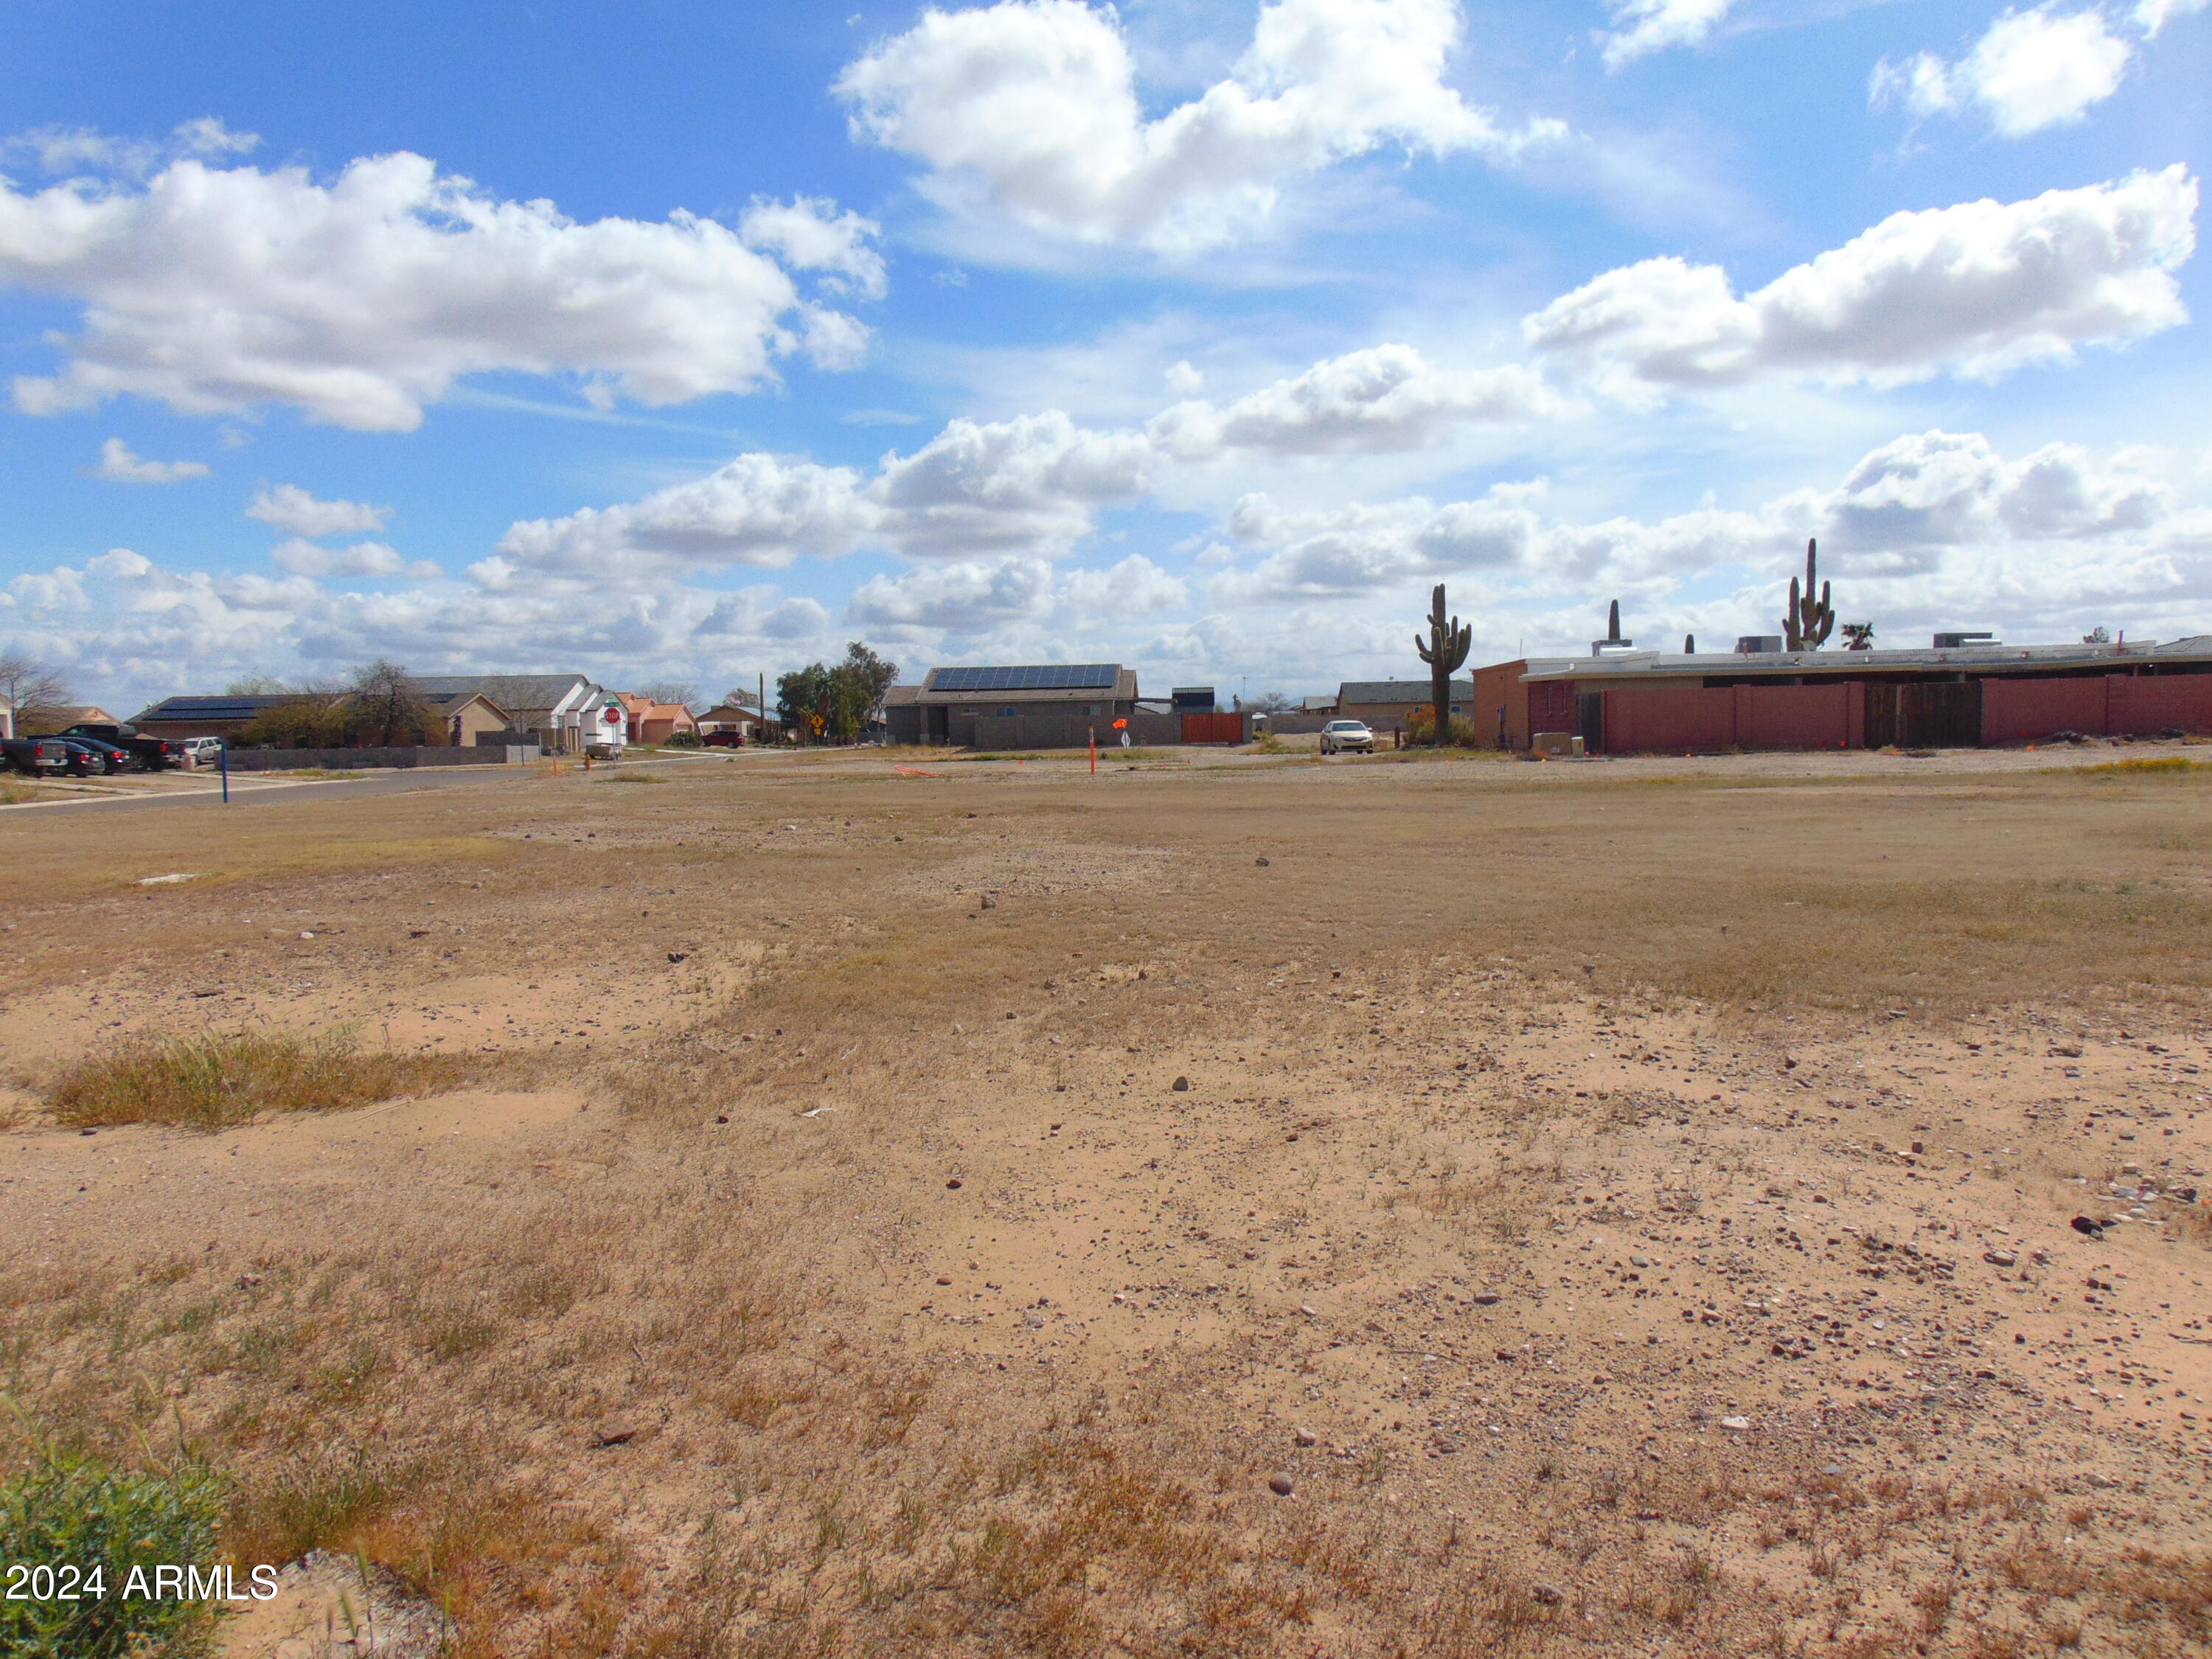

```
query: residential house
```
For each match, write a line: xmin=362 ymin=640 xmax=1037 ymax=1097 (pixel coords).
xmin=613 ymin=692 xmax=699 ymax=745
xmin=698 ymin=700 xmax=766 ymax=741
xmin=420 ymin=690 xmax=515 ymax=748
xmin=884 ymin=664 xmax=1140 ymax=748
xmin=411 ymin=674 xmax=622 ymax=754
xmin=132 ymin=695 xmax=300 ymax=740
xmin=1335 ymin=678 xmax=1475 ymax=737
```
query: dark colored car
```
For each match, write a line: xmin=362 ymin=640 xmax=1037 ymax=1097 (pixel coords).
xmin=48 ymin=736 xmax=131 ymax=776
xmin=60 ymin=721 xmax=181 ymax=769
xmin=702 ymin=730 xmax=748 ymax=748
xmin=1 ymin=736 xmax=70 ymax=776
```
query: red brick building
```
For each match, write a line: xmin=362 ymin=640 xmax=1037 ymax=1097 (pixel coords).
xmin=1472 ymin=635 xmax=2212 ymax=754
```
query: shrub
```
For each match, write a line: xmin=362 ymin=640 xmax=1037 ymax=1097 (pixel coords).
xmin=0 ymin=1436 xmax=224 ymax=1659
xmin=51 ymin=1029 xmax=473 ymax=1133
xmin=1402 ymin=709 xmax=1485 ymax=748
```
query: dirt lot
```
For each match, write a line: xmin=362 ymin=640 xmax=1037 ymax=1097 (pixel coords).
xmin=4 ymin=744 xmax=2210 ymax=1658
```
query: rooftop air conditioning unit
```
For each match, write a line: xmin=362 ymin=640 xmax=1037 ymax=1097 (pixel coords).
xmin=1933 ymin=631 xmax=1997 ymax=649
xmin=1735 ymin=635 xmax=1783 ymax=655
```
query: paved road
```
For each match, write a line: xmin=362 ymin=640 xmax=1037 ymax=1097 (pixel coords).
xmin=0 ymin=751 xmax=749 ymax=818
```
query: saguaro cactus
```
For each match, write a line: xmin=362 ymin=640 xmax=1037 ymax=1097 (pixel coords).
xmin=1784 ymin=538 xmax=1834 ymax=651
xmin=1415 ymin=582 xmax=1472 ymax=746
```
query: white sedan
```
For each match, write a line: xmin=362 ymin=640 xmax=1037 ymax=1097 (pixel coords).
xmin=1318 ymin=720 xmax=1375 ymax=755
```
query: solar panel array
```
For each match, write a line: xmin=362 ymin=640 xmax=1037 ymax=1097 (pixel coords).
xmin=146 ymin=697 xmax=291 ymax=719
xmin=931 ymin=664 xmax=1118 ymax=692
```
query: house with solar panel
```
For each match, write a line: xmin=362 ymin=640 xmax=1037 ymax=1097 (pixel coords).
xmin=131 ymin=693 xmax=307 ymax=741
xmin=884 ymin=664 xmax=1141 ymax=748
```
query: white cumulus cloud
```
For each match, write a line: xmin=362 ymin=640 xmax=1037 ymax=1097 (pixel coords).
xmin=493 ymin=343 xmax=1576 ymax=581
xmin=269 ymin=539 xmax=439 ymax=580
xmin=88 ymin=437 xmax=209 ymax=484
xmin=496 ymin=411 xmax=1161 ymax=578
xmin=0 ymin=148 xmax=877 ymax=431
xmin=246 ymin=484 xmax=392 ymax=537
xmin=1598 ymin=1 xmax=1738 ymax=69
xmin=871 ymin=411 xmax=1159 ymax=556
xmin=2135 ymin=0 xmax=2209 ymax=34
xmin=847 ymin=552 xmax=1186 ymax=635
xmin=493 ymin=454 xmax=876 ymax=580
xmin=1147 ymin=344 xmax=1568 ymax=459
xmin=1526 ymin=167 xmax=2197 ymax=391
xmin=1216 ymin=429 xmax=2187 ymax=606
xmin=1 ymin=546 xmax=849 ymax=717
xmin=1871 ymin=7 xmax=2135 ymax=138
xmin=836 ymin=0 xmax=1563 ymax=254
xmin=847 ymin=557 xmax=1057 ymax=630
xmin=739 ymin=196 xmax=888 ymax=300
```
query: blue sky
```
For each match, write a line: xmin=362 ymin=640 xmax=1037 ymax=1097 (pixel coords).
xmin=2 ymin=0 xmax=2207 ymax=711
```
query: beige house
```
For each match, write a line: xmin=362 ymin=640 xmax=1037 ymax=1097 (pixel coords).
xmin=420 ymin=691 xmax=514 ymax=748
xmin=698 ymin=701 xmax=766 ymax=739
xmin=1335 ymin=678 xmax=1474 ymax=736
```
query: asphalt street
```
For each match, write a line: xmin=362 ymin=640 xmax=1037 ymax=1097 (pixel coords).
xmin=0 ymin=752 xmax=745 ymax=818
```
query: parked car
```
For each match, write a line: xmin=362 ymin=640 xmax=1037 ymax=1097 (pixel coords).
xmin=702 ymin=730 xmax=748 ymax=748
xmin=60 ymin=721 xmax=184 ymax=770
xmin=1319 ymin=720 xmax=1375 ymax=755
xmin=49 ymin=736 xmax=131 ymax=776
xmin=176 ymin=735 xmax=225 ymax=768
xmin=1 ymin=736 xmax=70 ymax=776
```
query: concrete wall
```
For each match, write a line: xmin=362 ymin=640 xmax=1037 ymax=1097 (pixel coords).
xmin=1600 ymin=686 xmax=1737 ymax=754
xmin=1980 ymin=677 xmax=2111 ymax=744
xmin=221 ymin=745 xmax=538 ymax=771
xmin=2110 ymin=673 xmax=2212 ymax=736
xmin=1470 ymin=661 xmax=1526 ymax=749
xmin=1599 ymin=682 xmax=1860 ymax=754
xmin=1975 ymin=672 xmax=2212 ymax=742
xmin=961 ymin=710 xmax=1152 ymax=750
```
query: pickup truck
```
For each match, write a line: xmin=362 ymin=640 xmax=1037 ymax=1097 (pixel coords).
xmin=60 ymin=722 xmax=185 ymax=770
xmin=2 ymin=736 xmax=71 ymax=776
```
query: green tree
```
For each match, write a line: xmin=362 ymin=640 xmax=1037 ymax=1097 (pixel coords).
xmin=233 ymin=693 xmax=347 ymax=748
xmin=838 ymin=641 xmax=898 ymax=723
xmin=776 ymin=663 xmax=834 ymax=743
xmin=776 ymin=645 xmax=900 ymax=744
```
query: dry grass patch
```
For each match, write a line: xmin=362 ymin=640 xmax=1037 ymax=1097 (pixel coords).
xmin=2065 ymin=755 xmax=2212 ymax=776
xmin=49 ymin=1028 xmax=478 ymax=1132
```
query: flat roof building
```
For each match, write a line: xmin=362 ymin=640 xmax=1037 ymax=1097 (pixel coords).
xmin=1472 ymin=634 xmax=2212 ymax=754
